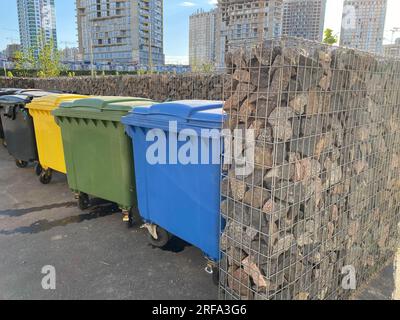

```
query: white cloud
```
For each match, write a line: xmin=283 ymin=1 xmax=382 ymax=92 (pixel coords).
xmin=208 ymin=0 xmax=218 ymax=5
xmin=180 ymin=1 xmax=196 ymax=7
xmin=166 ymin=55 xmax=189 ymax=65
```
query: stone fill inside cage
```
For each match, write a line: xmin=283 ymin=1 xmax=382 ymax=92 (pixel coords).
xmin=219 ymin=37 xmax=400 ymax=300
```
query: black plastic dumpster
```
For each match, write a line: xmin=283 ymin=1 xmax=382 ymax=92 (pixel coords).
xmin=0 ymin=91 xmax=54 ymax=168
xmin=0 ymin=89 xmax=23 ymax=143
xmin=0 ymin=88 xmax=23 ymax=96
xmin=0 ymin=117 xmax=3 ymax=141
xmin=18 ymin=90 xmax=57 ymax=98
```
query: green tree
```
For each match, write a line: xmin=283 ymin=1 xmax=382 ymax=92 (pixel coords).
xmin=7 ymin=71 xmax=14 ymax=78
xmin=191 ymin=58 xmax=215 ymax=73
xmin=37 ymin=37 xmax=61 ymax=78
xmin=201 ymin=62 xmax=215 ymax=73
xmin=14 ymin=34 xmax=61 ymax=78
xmin=323 ymin=28 xmax=338 ymax=45
xmin=14 ymin=48 xmax=35 ymax=77
xmin=191 ymin=58 xmax=200 ymax=72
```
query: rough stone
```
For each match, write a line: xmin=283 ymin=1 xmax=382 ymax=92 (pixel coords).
xmin=289 ymin=93 xmax=308 ymax=114
xmin=254 ymin=146 xmax=274 ymax=168
xmin=272 ymin=234 xmax=295 ymax=255
xmin=233 ymin=69 xmax=251 ymax=83
xmin=228 ymin=267 xmax=252 ymax=297
xmin=243 ymin=187 xmax=271 ymax=209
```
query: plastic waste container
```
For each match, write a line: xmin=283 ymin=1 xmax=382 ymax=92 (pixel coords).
xmin=0 ymin=89 xmax=70 ymax=143
xmin=26 ymin=94 xmax=87 ymax=184
xmin=121 ymin=100 xmax=225 ymax=271
xmin=52 ymin=96 xmax=155 ymax=221
xmin=0 ymin=115 xmax=3 ymax=141
xmin=0 ymin=94 xmax=38 ymax=167
xmin=0 ymin=89 xmax=23 ymax=143
xmin=0 ymin=91 xmax=55 ymax=167
xmin=0 ymin=89 xmax=53 ymax=96
xmin=0 ymin=88 xmax=23 ymax=96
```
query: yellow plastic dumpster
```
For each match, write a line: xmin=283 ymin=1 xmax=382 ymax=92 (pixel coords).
xmin=26 ymin=94 xmax=87 ymax=184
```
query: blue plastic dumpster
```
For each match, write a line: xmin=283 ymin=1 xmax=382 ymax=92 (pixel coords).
xmin=122 ymin=100 xmax=225 ymax=269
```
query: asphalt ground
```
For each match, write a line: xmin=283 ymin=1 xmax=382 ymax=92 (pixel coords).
xmin=0 ymin=145 xmax=217 ymax=299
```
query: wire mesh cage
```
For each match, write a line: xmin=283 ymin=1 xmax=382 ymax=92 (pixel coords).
xmin=219 ymin=36 xmax=400 ymax=300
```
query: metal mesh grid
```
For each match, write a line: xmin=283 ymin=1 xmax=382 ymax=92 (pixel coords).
xmin=219 ymin=37 xmax=400 ymax=300
xmin=0 ymin=73 xmax=227 ymax=102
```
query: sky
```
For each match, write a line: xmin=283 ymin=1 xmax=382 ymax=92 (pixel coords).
xmin=1 ymin=0 xmax=400 ymax=64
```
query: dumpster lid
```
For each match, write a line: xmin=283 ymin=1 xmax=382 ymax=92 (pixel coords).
xmin=0 ymin=94 xmax=31 ymax=105
xmin=26 ymin=94 xmax=88 ymax=111
xmin=122 ymin=100 xmax=225 ymax=129
xmin=16 ymin=89 xmax=65 ymax=95
xmin=19 ymin=90 xmax=57 ymax=98
xmin=59 ymin=96 xmax=154 ymax=112
xmin=0 ymin=88 xmax=23 ymax=95
xmin=0 ymin=89 xmax=49 ymax=97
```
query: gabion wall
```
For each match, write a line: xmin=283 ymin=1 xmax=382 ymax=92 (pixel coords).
xmin=220 ymin=38 xmax=400 ymax=300
xmin=0 ymin=74 xmax=225 ymax=101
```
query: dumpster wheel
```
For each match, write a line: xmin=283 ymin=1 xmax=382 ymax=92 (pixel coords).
xmin=78 ymin=193 xmax=90 ymax=210
xmin=143 ymin=224 xmax=171 ymax=248
xmin=15 ymin=160 xmax=28 ymax=168
xmin=35 ymin=163 xmax=43 ymax=176
xmin=212 ymin=267 xmax=220 ymax=286
xmin=39 ymin=169 xmax=52 ymax=184
xmin=126 ymin=207 xmax=143 ymax=228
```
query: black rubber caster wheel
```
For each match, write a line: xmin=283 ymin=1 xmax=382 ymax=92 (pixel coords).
xmin=78 ymin=193 xmax=90 ymax=210
xmin=15 ymin=159 xmax=28 ymax=168
xmin=35 ymin=163 xmax=43 ymax=176
xmin=212 ymin=267 xmax=219 ymax=286
xmin=127 ymin=215 xmax=134 ymax=228
xmin=128 ymin=207 xmax=143 ymax=228
xmin=147 ymin=226 xmax=171 ymax=248
xmin=39 ymin=170 xmax=52 ymax=184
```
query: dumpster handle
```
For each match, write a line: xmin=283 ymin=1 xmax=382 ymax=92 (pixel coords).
xmin=205 ymin=259 xmax=217 ymax=274
xmin=205 ymin=265 xmax=214 ymax=274
xmin=4 ymin=105 xmax=18 ymax=120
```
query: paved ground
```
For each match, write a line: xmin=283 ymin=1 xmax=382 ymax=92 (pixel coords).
xmin=0 ymin=145 xmax=397 ymax=300
xmin=0 ymin=145 xmax=217 ymax=300
xmin=353 ymin=262 xmax=396 ymax=300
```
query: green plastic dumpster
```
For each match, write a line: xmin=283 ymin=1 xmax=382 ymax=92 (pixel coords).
xmin=52 ymin=96 xmax=155 ymax=223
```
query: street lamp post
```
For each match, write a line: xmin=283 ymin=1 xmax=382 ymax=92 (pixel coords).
xmin=89 ymin=23 xmax=96 ymax=77
xmin=3 ymin=60 xmax=7 ymax=77
xmin=149 ymin=18 xmax=153 ymax=74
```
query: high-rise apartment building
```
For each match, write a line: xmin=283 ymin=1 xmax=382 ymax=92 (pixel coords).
xmin=59 ymin=47 xmax=82 ymax=62
xmin=216 ymin=0 xmax=283 ymax=66
xmin=384 ymin=38 xmax=400 ymax=58
xmin=5 ymin=44 xmax=22 ymax=60
xmin=189 ymin=9 xmax=218 ymax=67
xmin=340 ymin=0 xmax=387 ymax=54
xmin=76 ymin=0 xmax=164 ymax=66
xmin=17 ymin=0 xmax=58 ymax=54
xmin=282 ymin=0 xmax=326 ymax=41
